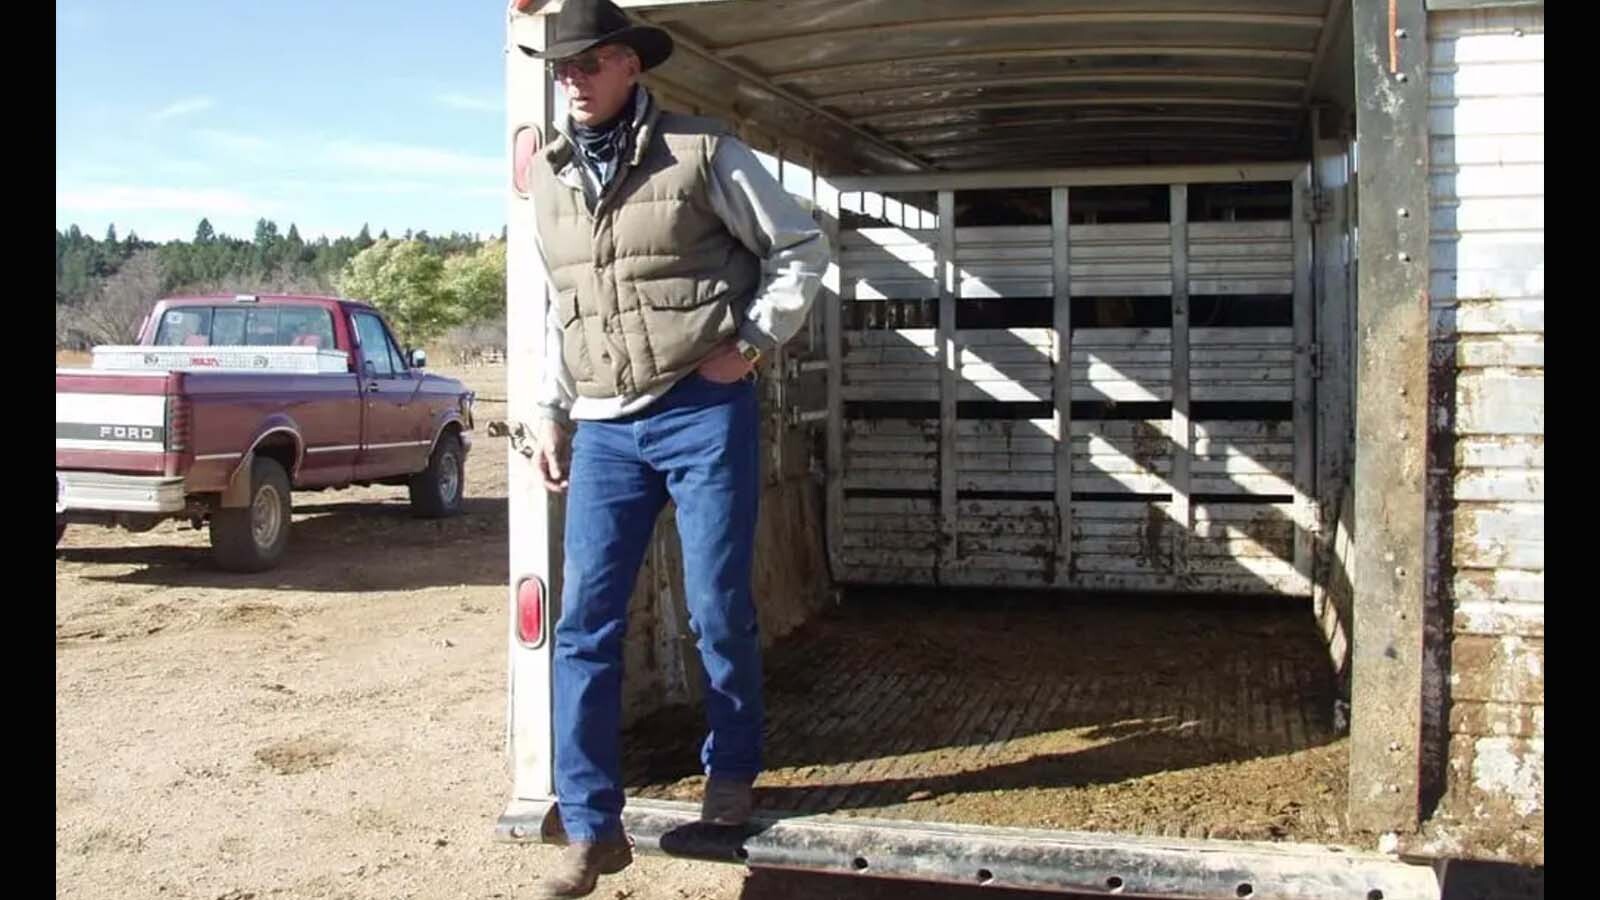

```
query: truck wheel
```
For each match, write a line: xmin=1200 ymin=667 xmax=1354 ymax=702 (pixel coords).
xmin=211 ymin=457 xmax=292 ymax=572
xmin=409 ymin=432 xmax=464 ymax=518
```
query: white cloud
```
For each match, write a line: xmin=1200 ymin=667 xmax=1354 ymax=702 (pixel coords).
xmin=434 ymin=92 xmax=501 ymax=114
xmin=324 ymin=139 xmax=501 ymax=179
xmin=195 ymin=128 xmax=272 ymax=151
xmin=150 ymin=97 xmax=215 ymax=123
xmin=56 ymin=162 xmax=128 ymax=182
xmin=56 ymin=183 xmax=261 ymax=215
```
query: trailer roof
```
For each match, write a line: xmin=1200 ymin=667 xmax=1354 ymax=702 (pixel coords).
xmin=516 ymin=0 xmax=1353 ymax=174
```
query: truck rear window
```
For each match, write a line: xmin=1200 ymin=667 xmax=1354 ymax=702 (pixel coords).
xmin=154 ymin=305 xmax=337 ymax=349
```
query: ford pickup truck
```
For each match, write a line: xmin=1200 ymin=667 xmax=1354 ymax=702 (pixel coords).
xmin=55 ymin=293 xmax=475 ymax=571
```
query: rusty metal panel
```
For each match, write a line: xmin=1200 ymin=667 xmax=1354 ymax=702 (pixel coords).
xmin=1347 ymin=0 xmax=1432 ymax=834
xmin=1409 ymin=5 xmax=1544 ymax=865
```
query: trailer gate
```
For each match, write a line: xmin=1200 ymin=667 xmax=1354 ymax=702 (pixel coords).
xmin=827 ymin=168 xmax=1317 ymax=594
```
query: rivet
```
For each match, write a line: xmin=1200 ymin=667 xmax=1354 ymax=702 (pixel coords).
xmin=1398 ymin=208 xmax=1410 ymax=218
xmin=510 ymin=825 xmax=528 ymax=839
xmin=1395 ymin=28 xmax=1408 ymax=38
xmin=1395 ymin=567 xmax=1406 ymax=578
xmin=1398 ymin=252 xmax=1411 ymax=262
xmin=1514 ymin=28 xmax=1525 ymax=37
xmin=1397 ymin=73 xmax=1409 ymax=83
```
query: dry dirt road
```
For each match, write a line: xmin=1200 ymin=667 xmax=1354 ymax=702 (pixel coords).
xmin=55 ymin=364 xmax=1088 ymax=900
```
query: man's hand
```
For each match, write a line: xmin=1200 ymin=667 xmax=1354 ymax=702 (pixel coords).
xmin=536 ymin=418 xmax=572 ymax=493
xmin=697 ymin=341 xmax=756 ymax=384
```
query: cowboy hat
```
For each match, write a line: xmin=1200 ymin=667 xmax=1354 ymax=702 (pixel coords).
xmin=517 ymin=0 xmax=674 ymax=71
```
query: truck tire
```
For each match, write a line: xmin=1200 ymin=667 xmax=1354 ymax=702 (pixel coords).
xmin=210 ymin=457 xmax=292 ymax=572
xmin=409 ymin=432 xmax=464 ymax=518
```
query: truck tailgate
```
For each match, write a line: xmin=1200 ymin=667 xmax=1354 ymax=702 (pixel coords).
xmin=55 ymin=368 xmax=175 ymax=473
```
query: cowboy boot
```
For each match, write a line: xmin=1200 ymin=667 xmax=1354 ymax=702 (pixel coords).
xmin=532 ymin=837 xmax=634 ymax=899
xmin=700 ymin=774 xmax=755 ymax=826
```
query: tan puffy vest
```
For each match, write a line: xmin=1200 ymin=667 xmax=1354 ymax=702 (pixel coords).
xmin=529 ymin=103 xmax=761 ymax=399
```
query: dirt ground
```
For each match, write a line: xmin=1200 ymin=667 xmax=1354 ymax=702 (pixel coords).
xmin=53 ymin=359 xmax=1535 ymax=900
xmin=57 ymin=366 xmax=716 ymax=900
xmin=58 ymin=364 xmax=1116 ymax=900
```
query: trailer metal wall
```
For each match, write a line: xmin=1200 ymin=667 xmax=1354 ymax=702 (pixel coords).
xmin=829 ymin=167 xmax=1318 ymax=594
xmin=1409 ymin=4 xmax=1544 ymax=865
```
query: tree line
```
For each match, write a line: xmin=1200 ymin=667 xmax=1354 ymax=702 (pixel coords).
xmin=56 ymin=218 xmax=507 ymax=354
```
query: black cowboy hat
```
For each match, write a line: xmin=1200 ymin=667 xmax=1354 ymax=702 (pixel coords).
xmin=517 ymin=0 xmax=674 ymax=71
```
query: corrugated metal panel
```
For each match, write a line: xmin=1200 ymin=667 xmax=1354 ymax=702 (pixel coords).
xmin=615 ymin=1 xmax=1347 ymax=169
xmin=832 ymin=179 xmax=1311 ymax=592
xmin=1418 ymin=5 xmax=1544 ymax=865
xmin=954 ymin=227 xmax=1053 ymax=298
xmin=1187 ymin=221 xmax=1295 ymax=295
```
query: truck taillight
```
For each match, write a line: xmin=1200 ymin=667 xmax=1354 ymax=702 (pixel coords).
xmin=515 ymin=577 xmax=546 ymax=649
xmin=166 ymin=396 xmax=192 ymax=452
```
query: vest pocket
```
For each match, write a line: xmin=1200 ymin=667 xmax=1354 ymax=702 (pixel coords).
xmin=556 ymin=288 xmax=580 ymax=325
xmin=632 ymin=277 xmax=728 ymax=311
xmin=558 ymin=290 xmax=595 ymax=382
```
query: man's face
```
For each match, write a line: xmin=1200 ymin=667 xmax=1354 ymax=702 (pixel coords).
xmin=552 ymin=44 xmax=638 ymax=126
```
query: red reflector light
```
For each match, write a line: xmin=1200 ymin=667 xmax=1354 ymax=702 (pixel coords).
xmin=512 ymin=125 xmax=542 ymax=195
xmin=516 ymin=577 xmax=545 ymax=648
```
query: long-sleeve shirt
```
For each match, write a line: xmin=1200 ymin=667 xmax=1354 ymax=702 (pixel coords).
xmin=529 ymin=87 xmax=831 ymax=423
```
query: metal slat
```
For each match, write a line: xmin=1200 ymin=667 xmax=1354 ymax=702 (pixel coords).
xmin=1170 ymin=184 xmax=1193 ymax=580
xmin=937 ymin=191 xmax=958 ymax=572
xmin=1053 ymin=185 xmax=1075 ymax=585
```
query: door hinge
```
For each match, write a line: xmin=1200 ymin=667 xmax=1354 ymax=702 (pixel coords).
xmin=1302 ymin=342 xmax=1324 ymax=380
xmin=1302 ymin=188 xmax=1329 ymax=224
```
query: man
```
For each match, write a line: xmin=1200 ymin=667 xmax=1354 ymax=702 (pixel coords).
xmin=515 ymin=1 xmax=830 ymax=896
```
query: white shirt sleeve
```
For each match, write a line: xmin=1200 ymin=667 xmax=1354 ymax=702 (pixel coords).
xmin=704 ymin=137 xmax=833 ymax=352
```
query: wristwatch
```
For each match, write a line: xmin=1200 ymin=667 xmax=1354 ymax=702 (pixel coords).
xmin=735 ymin=338 xmax=763 ymax=366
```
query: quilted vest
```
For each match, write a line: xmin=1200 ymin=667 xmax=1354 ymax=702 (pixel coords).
xmin=529 ymin=102 xmax=761 ymax=398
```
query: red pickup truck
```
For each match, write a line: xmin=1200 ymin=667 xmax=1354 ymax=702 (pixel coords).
xmin=55 ymin=294 xmax=475 ymax=571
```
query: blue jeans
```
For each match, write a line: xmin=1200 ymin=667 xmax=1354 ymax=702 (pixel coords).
xmin=553 ymin=373 xmax=764 ymax=843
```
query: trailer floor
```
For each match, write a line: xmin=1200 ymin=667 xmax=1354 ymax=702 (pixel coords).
xmin=624 ymin=593 xmax=1367 ymax=846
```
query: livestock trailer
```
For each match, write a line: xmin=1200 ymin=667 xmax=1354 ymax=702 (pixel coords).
xmin=497 ymin=1 xmax=1544 ymax=896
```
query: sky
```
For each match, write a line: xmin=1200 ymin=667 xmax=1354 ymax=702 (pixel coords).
xmin=56 ymin=1 xmax=513 ymax=243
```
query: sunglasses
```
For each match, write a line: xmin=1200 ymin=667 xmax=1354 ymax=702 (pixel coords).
xmin=548 ymin=49 xmax=619 ymax=81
